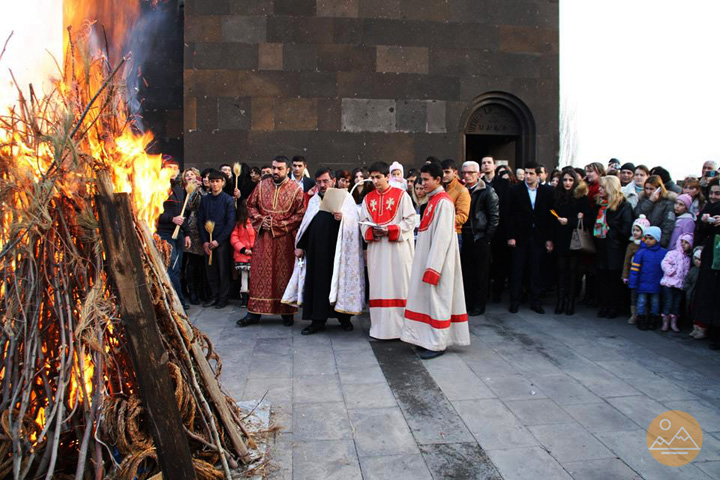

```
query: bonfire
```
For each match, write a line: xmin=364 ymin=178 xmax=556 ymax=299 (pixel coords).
xmin=0 ymin=4 xmax=258 ymax=480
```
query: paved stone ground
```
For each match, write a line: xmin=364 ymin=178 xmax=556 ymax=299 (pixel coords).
xmin=189 ymin=300 xmax=720 ymax=480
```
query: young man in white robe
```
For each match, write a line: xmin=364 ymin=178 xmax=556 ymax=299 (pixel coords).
xmin=401 ymin=162 xmax=470 ymax=359
xmin=281 ymin=169 xmax=365 ymax=334
xmin=360 ymin=161 xmax=416 ymax=340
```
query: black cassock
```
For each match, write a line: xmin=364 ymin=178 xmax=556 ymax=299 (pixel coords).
xmin=296 ymin=211 xmax=343 ymax=322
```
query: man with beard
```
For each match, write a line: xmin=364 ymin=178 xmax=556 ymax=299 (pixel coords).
xmin=236 ymin=156 xmax=305 ymax=327
xmin=282 ymin=169 xmax=365 ymax=335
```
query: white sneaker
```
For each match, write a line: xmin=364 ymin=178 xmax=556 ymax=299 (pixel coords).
xmin=689 ymin=326 xmax=699 ymax=337
xmin=694 ymin=327 xmax=707 ymax=340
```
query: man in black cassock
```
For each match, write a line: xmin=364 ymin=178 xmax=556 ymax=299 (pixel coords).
xmin=294 ymin=168 xmax=354 ymax=335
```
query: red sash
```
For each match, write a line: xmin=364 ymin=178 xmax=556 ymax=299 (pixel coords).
xmin=418 ymin=192 xmax=452 ymax=232
xmin=364 ymin=187 xmax=404 ymax=226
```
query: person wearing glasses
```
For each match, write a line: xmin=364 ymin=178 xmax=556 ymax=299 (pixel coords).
xmin=460 ymin=161 xmax=499 ymax=316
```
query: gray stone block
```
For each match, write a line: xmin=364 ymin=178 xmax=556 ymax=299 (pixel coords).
xmin=293 ymin=374 xmax=343 ymax=403
xmin=376 ymin=46 xmax=429 ymax=74
xmin=663 ymin=399 xmax=720 ymax=433
xmin=483 ymin=374 xmax=545 ymax=400
xmin=426 ymin=100 xmax=446 ymax=133
xmin=282 ymin=43 xmax=317 ymax=71
xmin=339 ymin=365 xmax=387 ymax=384
xmin=419 ymin=443 xmax=502 ymax=479
xmin=406 ymin=74 xmax=461 ymax=101
xmin=562 ymin=403 xmax=637 ymax=433
xmin=348 ymin=407 xmax=419 ymax=456
xmin=274 ymin=0 xmax=315 ymax=16
xmin=486 ymin=446 xmax=572 ymax=480
xmin=396 ymin=100 xmax=427 ymax=133
xmin=561 ymin=458 xmax=640 ymax=480
xmin=624 ymin=375 xmax=699 ymax=402
xmin=241 ymin=377 xmax=293 ymax=404
xmin=606 ymin=395 xmax=670 ymax=430
xmin=221 ymin=15 xmax=267 ymax=43
xmin=293 ymin=348 xmax=338 ymax=375
xmin=528 ymin=423 xmax=614 ymax=463
xmin=293 ymin=402 xmax=353 ymax=440
xmin=317 ymin=98 xmax=342 ymax=131
xmin=218 ymin=97 xmax=252 ymax=130
xmin=293 ymin=440 xmax=362 ymax=479
xmin=342 ymin=382 xmax=397 ymax=409
xmin=360 ymin=454 xmax=433 ymax=480
xmin=195 ymin=97 xmax=218 ymax=131
xmin=504 ymin=398 xmax=573 ymax=426
xmin=341 ymin=98 xmax=395 ymax=133
xmin=248 ymin=353 xmax=293 ymax=379
xmin=529 ymin=375 xmax=602 ymax=406
xmin=453 ymin=398 xmax=538 ymax=449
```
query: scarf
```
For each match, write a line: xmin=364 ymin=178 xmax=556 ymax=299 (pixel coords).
xmin=594 ymin=199 xmax=609 ymax=238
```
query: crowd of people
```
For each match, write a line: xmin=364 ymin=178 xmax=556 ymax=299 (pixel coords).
xmin=156 ymin=154 xmax=720 ymax=355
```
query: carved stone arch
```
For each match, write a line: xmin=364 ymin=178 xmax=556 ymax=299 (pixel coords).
xmin=461 ymin=92 xmax=536 ymax=168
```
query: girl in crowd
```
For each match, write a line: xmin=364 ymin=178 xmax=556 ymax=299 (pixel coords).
xmin=634 ymin=175 xmax=677 ymax=248
xmin=669 ymin=194 xmax=696 ymax=248
xmin=623 ymin=215 xmax=651 ymax=324
xmin=351 ymin=167 xmax=373 ymax=204
xmin=495 ymin=165 xmax=517 ymax=184
xmin=621 ymin=164 xmax=649 ymax=208
xmin=592 ymin=175 xmax=633 ymax=318
xmin=552 ymin=168 xmax=591 ymax=315
xmin=584 ymin=162 xmax=606 ymax=203
xmin=410 ymin=176 xmax=428 ymax=214
xmin=693 ymin=177 xmax=720 ymax=349
xmin=335 ymin=170 xmax=351 ymax=190
xmin=660 ymin=233 xmax=693 ymax=332
xmin=230 ymin=200 xmax=256 ymax=308
xmin=182 ymin=168 xmax=209 ymax=305
xmin=682 ymin=176 xmax=706 ymax=216
xmin=550 ymin=169 xmax=562 ymax=188
xmin=249 ymin=166 xmax=262 ymax=184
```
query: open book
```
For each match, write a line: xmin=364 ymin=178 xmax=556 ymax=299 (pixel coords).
xmin=319 ymin=188 xmax=347 ymax=213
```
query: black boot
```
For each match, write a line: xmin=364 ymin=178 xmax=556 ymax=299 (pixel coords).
xmin=565 ymin=296 xmax=575 ymax=316
xmin=648 ymin=314 xmax=660 ymax=330
xmin=239 ymin=293 xmax=248 ymax=308
xmin=637 ymin=314 xmax=648 ymax=331
xmin=555 ymin=290 xmax=565 ymax=315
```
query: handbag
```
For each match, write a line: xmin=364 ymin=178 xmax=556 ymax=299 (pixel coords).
xmin=570 ymin=218 xmax=596 ymax=254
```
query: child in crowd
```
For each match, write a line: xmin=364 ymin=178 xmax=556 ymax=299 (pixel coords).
xmin=660 ymin=233 xmax=693 ymax=332
xmin=230 ymin=200 xmax=256 ymax=308
xmin=685 ymin=247 xmax=705 ymax=338
xmin=389 ymin=161 xmax=408 ymax=191
xmin=669 ymin=194 xmax=696 ymax=248
xmin=623 ymin=215 xmax=650 ymax=324
xmin=629 ymin=226 xmax=668 ymax=331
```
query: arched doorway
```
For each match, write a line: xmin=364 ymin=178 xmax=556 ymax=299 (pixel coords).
xmin=462 ymin=92 xmax=536 ymax=170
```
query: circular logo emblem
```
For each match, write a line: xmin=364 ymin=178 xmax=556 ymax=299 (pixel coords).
xmin=647 ymin=410 xmax=703 ymax=466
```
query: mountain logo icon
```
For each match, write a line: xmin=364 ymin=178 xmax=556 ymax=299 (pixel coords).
xmin=647 ymin=411 xmax=703 ymax=466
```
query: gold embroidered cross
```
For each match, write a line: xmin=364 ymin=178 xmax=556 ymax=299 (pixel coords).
xmin=370 ymin=199 xmax=377 ymax=212
xmin=386 ymin=197 xmax=395 ymax=209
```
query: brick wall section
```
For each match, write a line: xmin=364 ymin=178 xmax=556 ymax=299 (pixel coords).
xmin=184 ymin=0 xmax=559 ymax=172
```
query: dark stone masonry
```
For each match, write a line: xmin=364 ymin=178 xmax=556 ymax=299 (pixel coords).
xmin=183 ymin=0 xmax=559 ymax=172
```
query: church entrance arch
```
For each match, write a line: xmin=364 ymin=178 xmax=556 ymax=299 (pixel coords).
xmin=462 ymin=92 xmax=536 ymax=171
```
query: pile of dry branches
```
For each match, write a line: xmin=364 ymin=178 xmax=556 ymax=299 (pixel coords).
xmin=0 ymin=30 xmax=256 ymax=480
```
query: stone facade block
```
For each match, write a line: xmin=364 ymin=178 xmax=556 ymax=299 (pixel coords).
xmin=359 ymin=0 xmax=401 ymax=19
xmin=196 ymin=97 xmax=218 ymax=130
xmin=426 ymin=100 xmax=447 ymax=133
xmin=317 ymin=0 xmax=359 ymax=18
xmin=251 ymin=97 xmax=275 ymax=131
xmin=396 ymin=100 xmax=426 ymax=133
xmin=186 ymin=15 xmax=222 ymax=42
xmin=333 ymin=18 xmax=364 ymax=44
xmin=186 ymin=0 xmax=230 ymax=15
xmin=400 ymin=0 xmax=450 ymax=22
xmin=267 ymin=16 xmax=335 ymax=44
xmin=221 ymin=16 xmax=267 ymax=43
xmin=185 ymin=97 xmax=197 ymax=131
xmin=300 ymin=72 xmax=338 ymax=98
xmin=283 ymin=44 xmax=318 ymax=71
xmin=363 ymin=133 xmax=415 ymax=164
xmin=318 ymin=45 xmax=375 ymax=72
xmin=275 ymin=98 xmax=318 ymax=131
xmin=376 ymin=46 xmax=428 ymax=74
xmin=317 ymin=98 xmax=342 ymax=131
xmin=500 ymin=25 xmax=558 ymax=54
xmin=341 ymin=98 xmax=395 ymax=133
xmin=229 ymin=0 xmax=274 ymax=15
xmin=189 ymin=43 xmax=258 ymax=70
xmin=218 ymin=97 xmax=252 ymax=130
xmin=258 ymin=43 xmax=283 ymax=70
xmin=274 ymin=0 xmax=316 ymax=16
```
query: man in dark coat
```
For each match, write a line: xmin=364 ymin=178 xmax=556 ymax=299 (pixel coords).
xmin=461 ymin=161 xmax=499 ymax=316
xmin=481 ymin=157 xmax=512 ymax=302
xmin=506 ymin=162 xmax=555 ymax=314
xmin=291 ymin=155 xmax=316 ymax=193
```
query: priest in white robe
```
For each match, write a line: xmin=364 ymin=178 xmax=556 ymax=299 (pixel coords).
xmin=401 ymin=162 xmax=470 ymax=359
xmin=282 ymin=169 xmax=365 ymax=335
xmin=360 ymin=161 xmax=416 ymax=340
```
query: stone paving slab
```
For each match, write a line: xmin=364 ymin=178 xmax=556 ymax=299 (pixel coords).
xmin=189 ymin=298 xmax=720 ymax=479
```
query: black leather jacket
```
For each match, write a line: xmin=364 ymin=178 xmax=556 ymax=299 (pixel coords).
xmin=463 ymin=180 xmax=500 ymax=241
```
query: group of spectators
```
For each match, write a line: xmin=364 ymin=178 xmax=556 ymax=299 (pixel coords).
xmin=157 ymin=154 xmax=720 ymax=350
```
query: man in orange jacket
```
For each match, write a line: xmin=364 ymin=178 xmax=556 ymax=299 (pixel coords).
xmin=441 ymin=159 xmax=471 ymax=249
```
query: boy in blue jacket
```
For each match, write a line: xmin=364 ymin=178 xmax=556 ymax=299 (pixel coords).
xmin=629 ymin=226 xmax=668 ymax=331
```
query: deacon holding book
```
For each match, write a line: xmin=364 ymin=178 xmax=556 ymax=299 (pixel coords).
xmin=360 ymin=161 xmax=416 ymax=339
xmin=237 ymin=156 xmax=305 ymax=327
xmin=282 ymin=168 xmax=365 ymax=335
xmin=401 ymin=162 xmax=470 ymax=359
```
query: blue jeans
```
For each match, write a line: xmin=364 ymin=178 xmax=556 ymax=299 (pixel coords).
xmin=636 ymin=292 xmax=660 ymax=316
xmin=662 ymin=286 xmax=683 ymax=316
xmin=157 ymin=231 xmax=185 ymax=304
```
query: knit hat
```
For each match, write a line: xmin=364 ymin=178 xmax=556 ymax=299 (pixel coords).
xmin=389 ymin=161 xmax=404 ymax=177
xmin=676 ymin=193 xmax=693 ymax=211
xmin=632 ymin=214 xmax=650 ymax=233
xmin=644 ymin=226 xmax=661 ymax=242
xmin=620 ymin=162 xmax=635 ymax=172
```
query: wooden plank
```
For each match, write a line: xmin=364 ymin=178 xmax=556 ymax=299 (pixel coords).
xmin=95 ymin=176 xmax=197 ymax=480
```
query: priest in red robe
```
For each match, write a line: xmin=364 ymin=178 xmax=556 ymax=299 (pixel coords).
xmin=237 ymin=156 xmax=305 ymax=327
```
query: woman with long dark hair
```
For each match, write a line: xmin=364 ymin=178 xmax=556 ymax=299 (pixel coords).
xmin=552 ymin=168 xmax=591 ymax=315
xmin=592 ymin=176 xmax=633 ymax=318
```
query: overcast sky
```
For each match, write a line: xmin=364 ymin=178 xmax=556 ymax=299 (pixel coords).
xmin=2 ymin=2 xmax=719 ymax=181
xmin=561 ymin=0 xmax=720 ymax=180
